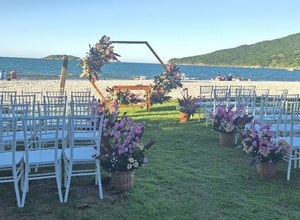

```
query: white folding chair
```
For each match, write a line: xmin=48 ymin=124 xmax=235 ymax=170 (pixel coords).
xmin=198 ymin=85 xmax=213 ymax=122
xmin=11 ymin=94 xmax=36 ymax=118
xmin=22 ymin=116 xmax=64 ymax=204
xmin=38 ymin=95 xmax=68 ymax=149
xmin=205 ymin=87 xmax=230 ymax=127
xmin=63 ymin=114 xmax=104 ymax=202
xmin=0 ymin=90 xmax=17 ymax=114
xmin=22 ymin=91 xmax=43 ymax=105
xmin=275 ymin=101 xmax=300 ymax=180
xmin=0 ymin=117 xmax=26 ymax=207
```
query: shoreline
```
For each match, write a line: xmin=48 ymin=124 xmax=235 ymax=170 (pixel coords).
xmin=1 ymin=79 xmax=300 ymax=99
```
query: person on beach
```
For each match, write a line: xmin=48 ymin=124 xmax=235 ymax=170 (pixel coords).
xmin=215 ymin=74 xmax=222 ymax=81
xmin=235 ymin=75 xmax=241 ymax=81
xmin=10 ymin=70 xmax=17 ymax=80
xmin=227 ymin=73 xmax=232 ymax=81
xmin=1 ymin=70 xmax=6 ymax=80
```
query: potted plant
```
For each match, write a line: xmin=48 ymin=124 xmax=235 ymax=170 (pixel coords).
xmin=241 ymin=121 xmax=290 ymax=177
xmin=177 ymin=88 xmax=202 ymax=122
xmin=96 ymin=100 xmax=155 ymax=191
xmin=209 ymin=104 xmax=253 ymax=146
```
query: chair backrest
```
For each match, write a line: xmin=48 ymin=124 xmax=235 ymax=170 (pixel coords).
xmin=46 ymin=90 xmax=67 ymax=96
xmin=230 ymin=86 xmax=243 ymax=99
xmin=71 ymin=94 xmax=94 ymax=105
xmin=70 ymin=99 xmax=98 ymax=116
xmin=255 ymin=89 xmax=270 ymax=98
xmin=0 ymin=91 xmax=17 ymax=104
xmin=213 ymin=87 xmax=230 ymax=105
xmin=0 ymin=91 xmax=17 ymax=114
xmin=41 ymin=95 xmax=67 ymax=116
xmin=276 ymin=100 xmax=299 ymax=145
xmin=68 ymin=114 xmax=104 ymax=153
xmin=23 ymin=116 xmax=60 ymax=151
xmin=200 ymin=85 xmax=213 ymax=99
xmin=11 ymin=94 xmax=36 ymax=117
xmin=0 ymin=117 xmax=18 ymax=165
xmin=22 ymin=91 xmax=43 ymax=104
xmin=235 ymin=88 xmax=256 ymax=115
xmin=243 ymin=86 xmax=256 ymax=94
xmin=71 ymin=90 xmax=91 ymax=98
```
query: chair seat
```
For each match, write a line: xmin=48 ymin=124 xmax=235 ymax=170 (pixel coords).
xmin=0 ymin=151 xmax=24 ymax=167
xmin=38 ymin=130 xmax=68 ymax=141
xmin=26 ymin=149 xmax=63 ymax=165
xmin=73 ymin=131 xmax=99 ymax=141
xmin=64 ymin=147 xmax=98 ymax=162
xmin=272 ymin=123 xmax=300 ymax=132
xmin=3 ymin=131 xmax=32 ymax=142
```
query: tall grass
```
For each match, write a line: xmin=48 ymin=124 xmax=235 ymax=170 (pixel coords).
xmin=1 ymin=101 xmax=300 ymax=219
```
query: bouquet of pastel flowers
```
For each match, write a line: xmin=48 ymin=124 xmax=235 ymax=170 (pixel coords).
xmin=210 ymin=104 xmax=253 ymax=134
xmin=241 ymin=121 xmax=290 ymax=165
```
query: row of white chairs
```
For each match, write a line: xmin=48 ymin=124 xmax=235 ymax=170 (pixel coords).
xmin=199 ymin=85 xmax=293 ymax=127
xmin=0 ymin=94 xmax=104 ymax=207
xmin=199 ymin=85 xmax=300 ymax=180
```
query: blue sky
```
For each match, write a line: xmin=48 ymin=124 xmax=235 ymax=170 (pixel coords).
xmin=0 ymin=0 xmax=299 ymax=63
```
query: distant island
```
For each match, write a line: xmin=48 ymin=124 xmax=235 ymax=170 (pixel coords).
xmin=169 ymin=33 xmax=300 ymax=70
xmin=43 ymin=55 xmax=81 ymax=60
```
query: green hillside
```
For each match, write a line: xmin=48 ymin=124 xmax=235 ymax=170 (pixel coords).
xmin=170 ymin=33 xmax=300 ymax=69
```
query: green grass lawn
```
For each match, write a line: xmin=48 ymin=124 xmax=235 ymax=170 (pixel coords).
xmin=2 ymin=101 xmax=300 ymax=220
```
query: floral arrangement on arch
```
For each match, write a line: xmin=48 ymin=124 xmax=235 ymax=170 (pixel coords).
xmin=95 ymin=99 xmax=155 ymax=172
xmin=150 ymin=62 xmax=183 ymax=105
xmin=241 ymin=121 xmax=290 ymax=165
xmin=80 ymin=35 xmax=120 ymax=81
xmin=105 ymin=87 xmax=146 ymax=106
xmin=209 ymin=104 xmax=253 ymax=134
xmin=80 ymin=35 xmax=183 ymax=105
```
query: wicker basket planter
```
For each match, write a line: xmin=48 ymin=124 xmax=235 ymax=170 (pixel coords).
xmin=218 ymin=132 xmax=235 ymax=147
xmin=179 ymin=112 xmax=191 ymax=123
xmin=256 ymin=162 xmax=277 ymax=177
xmin=112 ymin=170 xmax=134 ymax=192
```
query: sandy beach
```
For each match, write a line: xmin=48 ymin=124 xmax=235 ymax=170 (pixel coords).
xmin=1 ymin=79 xmax=300 ymax=99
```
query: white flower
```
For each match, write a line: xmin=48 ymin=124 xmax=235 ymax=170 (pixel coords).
xmin=127 ymin=163 xmax=133 ymax=170
xmin=133 ymin=161 xmax=139 ymax=167
xmin=128 ymin=157 xmax=134 ymax=163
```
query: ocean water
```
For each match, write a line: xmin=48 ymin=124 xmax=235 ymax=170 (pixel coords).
xmin=0 ymin=56 xmax=300 ymax=81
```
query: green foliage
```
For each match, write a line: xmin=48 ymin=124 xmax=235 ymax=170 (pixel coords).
xmin=150 ymin=63 xmax=183 ymax=105
xmin=177 ymin=88 xmax=201 ymax=115
xmin=170 ymin=33 xmax=300 ymax=69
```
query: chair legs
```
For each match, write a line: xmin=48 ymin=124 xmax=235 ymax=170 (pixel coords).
xmin=286 ymin=149 xmax=300 ymax=181
xmin=96 ymin=161 xmax=103 ymax=199
xmin=63 ymin=162 xmax=72 ymax=203
xmin=55 ymin=163 xmax=64 ymax=203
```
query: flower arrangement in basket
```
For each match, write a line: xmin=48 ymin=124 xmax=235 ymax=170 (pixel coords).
xmin=210 ymin=104 xmax=253 ymax=134
xmin=177 ymin=88 xmax=202 ymax=116
xmin=96 ymin=100 xmax=155 ymax=172
xmin=241 ymin=121 xmax=290 ymax=166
